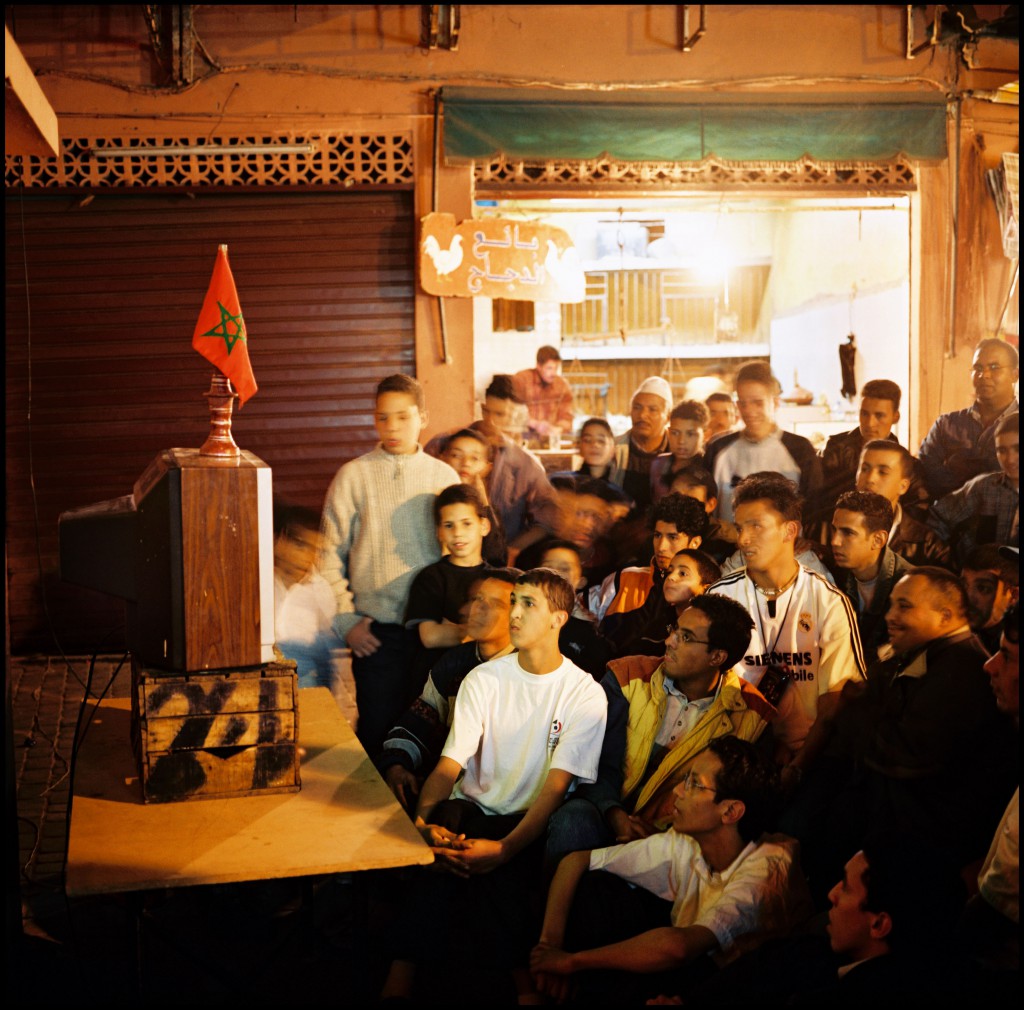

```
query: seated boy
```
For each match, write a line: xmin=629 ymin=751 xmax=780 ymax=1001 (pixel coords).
xmin=651 ymin=400 xmax=710 ymax=503
xmin=669 ymin=466 xmax=738 ymax=563
xmin=319 ymin=374 xmax=458 ymax=754
xmin=539 ymin=540 xmax=613 ymax=679
xmin=382 ymin=569 xmax=608 ymax=999
xmin=379 ymin=569 xmax=519 ymax=809
xmin=273 ymin=502 xmax=341 ymax=689
xmin=591 ymin=492 xmax=708 ymax=623
xmin=531 ymin=737 xmax=806 ymax=1004
xmin=601 ymin=547 xmax=721 ymax=659
xmin=439 ymin=427 xmax=508 ymax=565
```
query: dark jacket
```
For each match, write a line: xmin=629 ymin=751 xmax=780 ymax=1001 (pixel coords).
xmin=889 ymin=510 xmax=953 ymax=570
xmin=835 ymin=547 xmax=916 ymax=662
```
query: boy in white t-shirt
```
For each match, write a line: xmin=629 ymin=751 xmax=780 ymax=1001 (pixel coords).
xmin=382 ymin=568 xmax=608 ymax=1000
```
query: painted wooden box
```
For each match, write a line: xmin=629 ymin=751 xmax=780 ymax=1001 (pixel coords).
xmin=131 ymin=658 xmax=301 ymax=803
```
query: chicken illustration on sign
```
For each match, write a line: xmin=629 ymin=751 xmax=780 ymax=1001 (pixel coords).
xmin=419 ymin=212 xmax=584 ymax=302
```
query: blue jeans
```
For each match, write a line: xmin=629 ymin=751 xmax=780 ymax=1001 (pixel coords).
xmin=545 ymin=796 xmax=615 ymax=867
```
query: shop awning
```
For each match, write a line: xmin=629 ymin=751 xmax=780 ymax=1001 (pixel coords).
xmin=441 ymin=88 xmax=948 ymax=164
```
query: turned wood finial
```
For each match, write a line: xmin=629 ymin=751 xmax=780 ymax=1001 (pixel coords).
xmin=199 ymin=372 xmax=240 ymax=457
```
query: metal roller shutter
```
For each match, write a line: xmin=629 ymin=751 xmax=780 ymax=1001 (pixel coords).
xmin=5 ymin=189 xmax=414 ymax=653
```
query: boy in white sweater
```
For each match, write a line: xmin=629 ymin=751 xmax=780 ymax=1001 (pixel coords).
xmin=319 ymin=374 xmax=458 ymax=753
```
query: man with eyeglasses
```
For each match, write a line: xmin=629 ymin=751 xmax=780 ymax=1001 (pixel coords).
xmin=919 ymin=338 xmax=1019 ymax=501
xmin=546 ymin=594 xmax=775 ymax=860
xmin=530 ymin=737 xmax=808 ymax=1004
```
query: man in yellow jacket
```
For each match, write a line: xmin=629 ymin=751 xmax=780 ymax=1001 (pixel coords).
xmin=547 ymin=593 xmax=776 ymax=858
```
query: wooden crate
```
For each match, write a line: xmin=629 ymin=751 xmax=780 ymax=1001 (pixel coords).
xmin=131 ymin=659 xmax=301 ymax=804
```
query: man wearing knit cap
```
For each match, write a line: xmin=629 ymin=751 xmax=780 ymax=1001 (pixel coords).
xmin=611 ymin=376 xmax=672 ymax=510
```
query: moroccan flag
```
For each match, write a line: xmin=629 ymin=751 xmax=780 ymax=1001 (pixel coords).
xmin=192 ymin=245 xmax=258 ymax=406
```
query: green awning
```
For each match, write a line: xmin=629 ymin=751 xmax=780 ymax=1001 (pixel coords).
xmin=441 ymin=88 xmax=948 ymax=164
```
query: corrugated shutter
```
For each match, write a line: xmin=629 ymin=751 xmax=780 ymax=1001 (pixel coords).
xmin=5 ymin=190 xmax=414 ymax=653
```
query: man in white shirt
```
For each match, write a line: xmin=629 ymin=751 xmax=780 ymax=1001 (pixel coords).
xmin=530 ymin=736 xmax=807 ymax=1003
xmin=381 ymin=568 xmax=608 ymax=1000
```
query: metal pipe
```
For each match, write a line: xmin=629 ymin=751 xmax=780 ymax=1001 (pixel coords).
xmin=432 ymin=90 xmax=451 ymax=364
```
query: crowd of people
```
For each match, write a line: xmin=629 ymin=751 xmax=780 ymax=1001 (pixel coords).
xmin=272 ymin=339 xmax=1018 ymax=1003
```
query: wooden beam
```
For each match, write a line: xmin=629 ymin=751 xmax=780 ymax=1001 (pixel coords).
xmin=4 ymin=25 xmax=59 ymax=158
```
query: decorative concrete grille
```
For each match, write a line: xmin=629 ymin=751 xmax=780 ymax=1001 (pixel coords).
xmin=5 ymin=133 xmax=414 ymax=189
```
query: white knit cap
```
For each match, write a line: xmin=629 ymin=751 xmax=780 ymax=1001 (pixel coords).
xmin=631 ymin=376 xmax=673 ymax=409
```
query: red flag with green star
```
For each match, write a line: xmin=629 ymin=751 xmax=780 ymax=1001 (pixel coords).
xmin=192 ymin=245 xmax=258 ymax=406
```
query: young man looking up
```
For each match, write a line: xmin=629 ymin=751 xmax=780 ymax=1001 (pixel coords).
xmin=546 ymin=594 xmax=773 ymax=860
xmin=856 ymin=441 xmax=952 ymax=569
xmin=703 ymin=361 xmax=821 ymax=525
xmin=531 ymin=737 xmax=804 ymax=1004
xmin=708 ymin=475 xmax=865 ymax=764
xmin=829 ymin=490 xmax=916 ymax=660
xmin=380 ymin=570 xmax=519 ymax=809
xmin=382 ymin=569 xmax=608 ymax=1000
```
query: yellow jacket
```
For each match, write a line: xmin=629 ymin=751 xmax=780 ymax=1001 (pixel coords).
xmin=609 ymin=655 xmax=776 ymax=828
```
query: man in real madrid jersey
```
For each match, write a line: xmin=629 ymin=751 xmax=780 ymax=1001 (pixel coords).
xmin=707 ymin=475 xmax=865 ymax=784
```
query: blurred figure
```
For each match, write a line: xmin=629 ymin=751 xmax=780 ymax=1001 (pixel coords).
xmin=574 ymin=417 xmax=619 ymax=484
xmin=962 ymin=544 xmax=1019 ymax=655
xmin=704 ymin=391 xmax=738 ymax=442
xmin=513 ymin=345 xmax=575 ymax=448
xmin=274 ymin=503 xmax=340 ymax=688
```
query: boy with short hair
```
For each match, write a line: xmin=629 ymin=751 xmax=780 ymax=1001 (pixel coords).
xmin=705 ymin=391 xmax=738 ymax=441
xmin=814 ymin=379 xmax=903 ymax=522
xmin=703 ymin=361 xmax=822 ymax=525
xmin=382 ymin=568 xmax=608 ymax=1000
xmin=603 ymin=547 xmax=721 ymax=659
xmin=670 ymin=466 xmax=738 ymax=562
xmin=320 ymin=373 xmax=459 ymax=753
xmin=651 ymin=400 xmax=710 ymax=502
xmin=440 ymin=427 xmax=509 ymax=565
xmin=406 ymin=484 xmax=493 ymax=650
xmin=592 ymin=492 xmax=709 ymax=622
xmin=540 ymin=540 xmax=613 ymax=678
xmin=961 ymin=543 xmax=1020 ymax=655
xmin=857 ymin=440 xmax=953 ymax=569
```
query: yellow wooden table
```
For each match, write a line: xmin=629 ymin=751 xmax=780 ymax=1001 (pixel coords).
xmin=66 ymin=687 xmax=432 ymax=896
